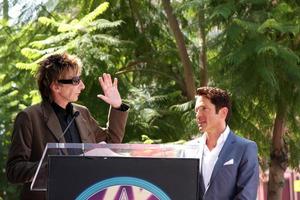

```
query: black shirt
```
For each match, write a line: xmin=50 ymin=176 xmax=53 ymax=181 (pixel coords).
xmin=51 ymin=102 xmax=82 ymax=144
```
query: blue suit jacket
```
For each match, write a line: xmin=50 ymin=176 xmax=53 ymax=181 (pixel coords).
xmin=189 ymin=131 xmax=259 ymax=200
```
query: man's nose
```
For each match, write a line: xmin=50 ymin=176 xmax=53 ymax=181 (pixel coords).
xmin=195 ymin=110 xmax=203 ymax=118
xmin=195 ymin=111 xmax=200 ymax=118
xmin=80 ymin=80 xmax=85 ymax=90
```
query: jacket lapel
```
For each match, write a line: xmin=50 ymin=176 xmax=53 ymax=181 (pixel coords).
xmin=42 ymin=101 xmax=68 ymax=155
xmin=73 ymin=106 xmax=92 ymax=143
xmin=206 ymin=131 xmax=236 ymax=189
xmin=42 ymin=101 xmax=65 ymax=143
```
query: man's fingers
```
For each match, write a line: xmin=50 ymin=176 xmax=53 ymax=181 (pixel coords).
xmin=103 ymin=73 xmax=112 ymax=87
xmin=113 ymin=78 xmax=118 ymax=87
xmin=99 ymin=76 xmax=106 ymax=91
xmin=97 ymin=94 xmax=109 ymax=103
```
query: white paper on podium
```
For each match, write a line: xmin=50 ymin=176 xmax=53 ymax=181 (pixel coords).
xmin=83 ymin=142 xmax=126 ymax=157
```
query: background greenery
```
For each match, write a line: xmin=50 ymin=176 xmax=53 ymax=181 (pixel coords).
xmin=1 ymin=0 xmax=300 ymax=199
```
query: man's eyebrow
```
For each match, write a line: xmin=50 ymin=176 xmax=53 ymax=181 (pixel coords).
xmin=195 ymin=105 xmax=203 ymax=110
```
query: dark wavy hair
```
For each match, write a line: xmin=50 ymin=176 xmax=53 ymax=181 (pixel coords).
xmin=36 ymin=53 xmax=82 ymax=102
xmin=196 ymin=86 xmax=231 ymax=123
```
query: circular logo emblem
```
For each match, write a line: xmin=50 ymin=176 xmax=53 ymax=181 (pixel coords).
xmin=76 ymin=177 xmax=171 ymax=200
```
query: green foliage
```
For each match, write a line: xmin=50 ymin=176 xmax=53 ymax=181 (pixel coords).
xmin=0 ymin=21 xmax=37 ymax=199
xmin=209 ymin=0 xmax=300 ymax=168
xmin=210 ymin=1 xmax=235 ymax=20
xmin=80 ymin=2 xmax=109 ymax=24
xmin=123 ymin=87 xmax=197 ymax=143
xmin=17 ymin=1 xmax=123 ymax=74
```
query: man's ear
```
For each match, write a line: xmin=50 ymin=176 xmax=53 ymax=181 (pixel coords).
xmin=50 ymin=82 xmax=60 ymax=92
xmin=220 ymin=107 xmax=229 ymax=119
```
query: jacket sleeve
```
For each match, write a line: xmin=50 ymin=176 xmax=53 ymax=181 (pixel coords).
xmin=6 ymin=111 xmax=39 ymax=184
xmin=84 ymin=105 xmax=129 ymax=143
xmin=234 ymin=141 xmax=259 ymax=200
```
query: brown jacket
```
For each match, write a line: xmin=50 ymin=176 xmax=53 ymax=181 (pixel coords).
xmin=6 ymin=101 xmax=128 ymax=200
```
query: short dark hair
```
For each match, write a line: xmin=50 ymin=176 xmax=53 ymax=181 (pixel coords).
xmin=36 ymin=53 xmax=82 ymax=102
xmin=196 ymin=86 xmax=231 ymax=123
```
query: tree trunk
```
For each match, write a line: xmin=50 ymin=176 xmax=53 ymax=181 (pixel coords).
xmin=3 ymin=0 xmax=9 ymax=20
xmin=198 ymin=6 xmax=208 ymax=87
xmin=161 ymin=0 xmax=196 ymax=100
xmin=267 ymin=103 xmax=288 ymax=200
xmin=128 ymin=0 xmax=145 ymax=33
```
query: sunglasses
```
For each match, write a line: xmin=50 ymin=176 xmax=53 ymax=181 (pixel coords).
xmin=58 ymin=76 xmax=81 ymax=85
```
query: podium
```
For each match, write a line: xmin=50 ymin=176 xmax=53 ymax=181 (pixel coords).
xmin=31 ymin=143 xmax=201 ymax=200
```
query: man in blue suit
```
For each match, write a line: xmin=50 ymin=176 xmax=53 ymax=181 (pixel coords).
xmin=190 ymin=87 xmax=259 ymax=200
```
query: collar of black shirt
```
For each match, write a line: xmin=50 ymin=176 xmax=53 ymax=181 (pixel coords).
xmin=51 ymin=102 xmax=74 ymax=117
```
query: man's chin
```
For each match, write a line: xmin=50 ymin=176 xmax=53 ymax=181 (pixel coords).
xmin=72 ymin=97 xmax=79 ymax=101
xmin=198 ymin=125 xmax=208 ymax=131
xmin=198 ymin=127 xmax=204 ymax=132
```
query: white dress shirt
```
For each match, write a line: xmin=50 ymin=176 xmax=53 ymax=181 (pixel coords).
xmin=201 ymin=125 xmax=230 ymax=190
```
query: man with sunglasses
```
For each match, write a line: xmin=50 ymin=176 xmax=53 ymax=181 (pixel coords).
xmin=6 ymin=53 xmax=129 ymax=200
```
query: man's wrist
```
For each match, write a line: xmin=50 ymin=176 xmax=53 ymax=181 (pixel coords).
xmin=115 ymin=103 xmax=129 ymax=111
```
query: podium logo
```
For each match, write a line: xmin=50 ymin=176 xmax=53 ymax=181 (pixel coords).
xmin=76 ymin=177 xmax=171 ymax=200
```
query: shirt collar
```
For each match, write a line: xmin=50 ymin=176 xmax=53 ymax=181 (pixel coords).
xmin=216 ymin=125 xmax=230 ymax=146
xmin=201 ymin=125 xmax=230 ymax=148
xmin=51 ymin=102 xmax=73 ymax=116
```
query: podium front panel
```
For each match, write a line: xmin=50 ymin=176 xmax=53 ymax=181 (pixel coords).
xmin=48 ymin=156 xmax=199 ymax=200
